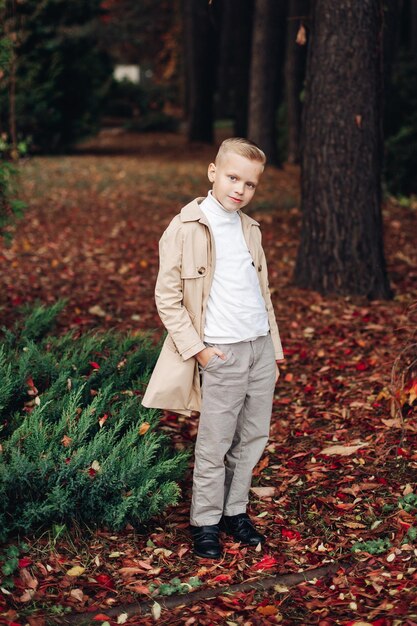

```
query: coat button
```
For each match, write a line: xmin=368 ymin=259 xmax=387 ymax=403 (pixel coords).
xmin=258 ymin=265 xmax=262 ymax=272
xmin=197 ymin=266 xmax=205 ymax=275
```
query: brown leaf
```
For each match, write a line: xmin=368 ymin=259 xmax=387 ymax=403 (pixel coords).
xmin=250 ymin=486 xmax=276 ymax=498
xmin=320 ymin=442 xmax=368 ymax=456
xmin=296 ymin=24 xmax=307 ymax=45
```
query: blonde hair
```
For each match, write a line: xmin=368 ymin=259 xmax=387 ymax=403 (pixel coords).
xmin=215 ymin=137 xmax=266 ymax=166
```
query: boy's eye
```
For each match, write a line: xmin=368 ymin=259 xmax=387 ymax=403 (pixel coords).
xmin=228 ymin=175 xmax=237 ymax=181
xmin=247 ymin=183 xmax=255 ymax=189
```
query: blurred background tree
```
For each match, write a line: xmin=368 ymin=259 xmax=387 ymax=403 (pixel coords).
xmin=0 ymin=0 xmax=112 ymax=153
xmin=0 ymin=0 xmax=416 ymax=294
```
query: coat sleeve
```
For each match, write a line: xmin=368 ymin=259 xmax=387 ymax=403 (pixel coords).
xmin=155 ymin=222 xmax=206 ymax=361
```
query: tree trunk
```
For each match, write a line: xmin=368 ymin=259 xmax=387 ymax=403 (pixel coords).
xmin=285 ymin=0 xmax=308 ymax=164
xmin=248 ymin=0 xmax=286 ymax=164
xmin=293 ymin=0 xmax=392 ymax=299
xmin=183 ymin=0 xmax=216 ymax=143
xmin=411 ymin=0 xmax=417 ymax=57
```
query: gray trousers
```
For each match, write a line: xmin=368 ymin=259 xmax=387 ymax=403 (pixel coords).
xmin=190 ymin=334 xmax=276 ymax=527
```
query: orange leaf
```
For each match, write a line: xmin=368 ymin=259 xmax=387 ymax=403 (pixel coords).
xmin=61 ymin=435 xmax=72 ymax=447
xmin=296 ymin=24 xmax=307 ymax=45
xmin=257 ymin=605 xmax=278 ymax=616
xmin=92 ymin=614 xmax=111 ymax=621
xmin=139 ymin=422 xmax=150 ymax=436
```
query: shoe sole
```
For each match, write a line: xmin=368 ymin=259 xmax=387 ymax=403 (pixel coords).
xmin=194 ymin=549 xmax=221 ymax=559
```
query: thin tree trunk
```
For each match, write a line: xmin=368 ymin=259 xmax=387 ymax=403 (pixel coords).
xmin=285 ymin=0 xmax=308 ymax=164
xmin=183 ymin=0 xmax=216 ymax=143
xmin=217 ymin=0 xmax=253 ymax=137
xmin=248 ymin=0 xmax=286 ymax=164
xmin=294 ymin=0 xmax=392 ymax=299
xmin=411 ymin=0 xmax=417 ymax=57
xmin=231 ymin=0 xmax=253 ymax=137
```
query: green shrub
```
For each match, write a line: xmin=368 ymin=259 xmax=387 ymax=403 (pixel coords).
xmin=0 ymin=302 xmax=188 ymax=540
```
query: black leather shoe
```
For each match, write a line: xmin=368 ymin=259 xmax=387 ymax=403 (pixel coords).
xmin=190 ymin=524 xmax=221 ymax=558
xmin=221 ymin=513 xmax=265 ymax=546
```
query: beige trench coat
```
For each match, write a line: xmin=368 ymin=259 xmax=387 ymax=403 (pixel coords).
xmin=141 ymin=198 xmax=284 ymax=416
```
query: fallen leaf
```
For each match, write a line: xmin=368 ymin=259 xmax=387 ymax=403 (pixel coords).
xmin=70 ymin=588 xmax=85 ymax=602
xmin=251 ymin=555 xmax=278 ymax=571
xmin=296 ymin=24 xmax=307 ymax=45
xmin=66 ymin=565 xmax=86 ymax=577
xmin=257 ymin=604 xmax=278 ymax=616
xmin=274 ymin=583 xmax=289 ymax=593
xmin=139 ymin=422 xmax=150 ymax=435
xmin=320 ymin=442 xmax=369 ymax=456
xmin=151 ymin=601 xmax=162 ymax=620
xmin=88 ymin=305 xmax=106 ymax=317
xmin=250 ymin=486 xmax=276 ymax=498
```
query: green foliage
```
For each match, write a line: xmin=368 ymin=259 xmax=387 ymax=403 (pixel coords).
xmin=150 ymin=576 xmax=202 ymax=597
xmin=0 ymin=542 xmax=29 ymax=588
xmin=398 ymin=492 xmax=417 ymax=513
xmin=351 ymin=537 xmax=392 ymax=555
xmin=0 ymin=303 xmax=188 ymax=540
xmin=0 ymin=0 xmax=113 ymax=153
xmin=0 ymin=3 xmax=27 ymax=241
xmin=402 ymin=526 xmax=417 ymax=544
xmin=384 ymin=55 xmax=417 ymax=196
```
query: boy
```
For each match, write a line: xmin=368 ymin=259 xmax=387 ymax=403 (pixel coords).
xmin=142 ymin=138 xmax=284 ymax=558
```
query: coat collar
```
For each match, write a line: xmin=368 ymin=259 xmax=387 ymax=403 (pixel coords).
xmin=180 ymin=197 xmax=260 ymax=227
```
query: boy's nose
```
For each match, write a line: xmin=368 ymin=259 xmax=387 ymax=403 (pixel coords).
xmin=234 ymin=183 xmax=245 ymax=195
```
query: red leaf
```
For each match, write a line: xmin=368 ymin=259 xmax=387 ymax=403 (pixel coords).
xmin=212 ymin=574 xmax=232 ymax=583
xmin=89 ymin=361 xmax=100 ymax=370
xmin=281 ymin=528 xmax=302 ymax=541
xmin=18 ymin=557 xmax=32 ymax=568
xmin=92 ymin=614 xmax=112 ymax=621
xmin=397 ymin=447 xmax=410 ymax=457
xmin=95 ymin=573 xmax=115 ymax=589
xmin=251 ymin=555 xmax=278 ymax=571
xmin=355 ymin=361 xmax=368 ymax=371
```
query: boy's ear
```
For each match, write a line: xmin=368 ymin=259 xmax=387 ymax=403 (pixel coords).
xmin=207 ymin=162 xmax=216 ymax=183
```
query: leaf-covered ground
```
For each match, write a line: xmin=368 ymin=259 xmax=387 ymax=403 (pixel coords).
xmin=1 ymin=130 xmax=417 ymax=626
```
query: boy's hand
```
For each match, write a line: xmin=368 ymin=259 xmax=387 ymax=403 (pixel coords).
xmin=195 ymin=346 xmax=227 ymax=368
xmin=275 ymin=359 xmax=284 ymax=384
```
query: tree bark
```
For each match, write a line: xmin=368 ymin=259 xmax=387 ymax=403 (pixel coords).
xmin=285 ymin=0 xmax=308 ymax=164
xmin=248 ymin=0 xmax=286 ymax=164
xmin=232 ymin=0 xmax=253 ymax=137
xmin=216 ymin=0 xmax=253 ymax=136
xmin=293 ymin=0 xmax=392 ymax=299
xmin=183 ymin=0 xmax=216 ymax=143
xmin=411 ymin=0 xmax=417 ymax=57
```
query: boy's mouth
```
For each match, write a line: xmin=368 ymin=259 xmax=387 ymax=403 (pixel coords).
xmin=229 ymin=196 xmax=242 ymax=203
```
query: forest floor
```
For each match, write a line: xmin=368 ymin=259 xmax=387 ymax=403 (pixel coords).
xmin=1 ymin=130 xmax=417 ymax=626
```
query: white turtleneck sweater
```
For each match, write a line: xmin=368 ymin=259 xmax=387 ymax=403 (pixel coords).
xmin=200 ymin=191 xmax=269 ymax=344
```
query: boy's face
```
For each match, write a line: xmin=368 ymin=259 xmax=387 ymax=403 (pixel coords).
xmin=207 ymin=152 xmax=264 ymax=213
